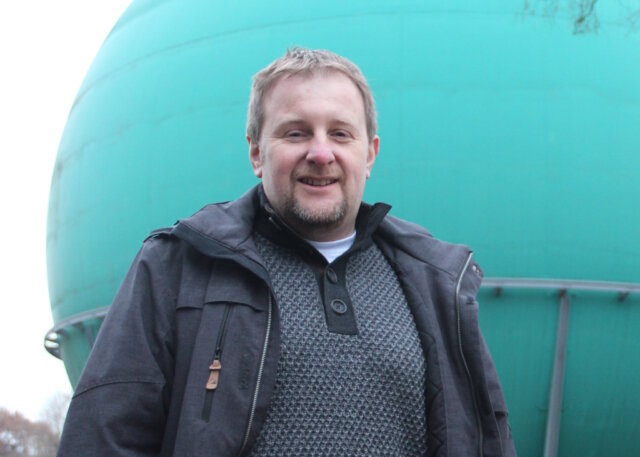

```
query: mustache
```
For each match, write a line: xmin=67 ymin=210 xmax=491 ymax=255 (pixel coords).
xmin=293 ymin=170 xmax=342 ymax=181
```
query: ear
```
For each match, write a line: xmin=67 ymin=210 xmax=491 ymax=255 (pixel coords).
xmin=365 ymin=135 xmax=380 ymax=179
xmin=248 ymin=135 xmax=262 ymax=178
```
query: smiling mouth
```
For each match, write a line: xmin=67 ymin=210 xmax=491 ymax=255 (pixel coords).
xmin=298 ymin=177 xmax=338 ymax=187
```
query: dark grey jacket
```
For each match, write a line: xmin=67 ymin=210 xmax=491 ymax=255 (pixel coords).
xmin=58 ymin=186 xmax=516 ymax=457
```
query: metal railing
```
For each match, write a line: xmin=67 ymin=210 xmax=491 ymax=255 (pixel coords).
xmin=482 ymin=277 xmax=640 ymax=300
xmin=480 ymin=277 xmax=639 ymax=457
xmin=44 ymin=306 xmax=110 ymax=358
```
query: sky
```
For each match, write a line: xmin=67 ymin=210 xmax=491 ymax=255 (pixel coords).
xmin=0 ymin=0 xmax=132 ymax=421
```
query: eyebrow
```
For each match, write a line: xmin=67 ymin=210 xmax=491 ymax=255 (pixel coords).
xmin=331 ymin=119 xmax=358 ymax=130
xmin=273 ymin=117 xmax=358 ymax=131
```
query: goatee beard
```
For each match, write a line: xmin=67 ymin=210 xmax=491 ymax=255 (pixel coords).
xmin=283 ymin=197 xmax=347 ymax=229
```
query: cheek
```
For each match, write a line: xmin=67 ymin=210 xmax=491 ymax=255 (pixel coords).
xmin=264 ymin=159 xmax=295 ymax=191
xmin=348 ymin=160 xmax=368 ymax=182
xmin=350 ymin=166 xmax=369 ymax=196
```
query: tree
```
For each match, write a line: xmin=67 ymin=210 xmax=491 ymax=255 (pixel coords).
xmin=0 ymin=408 xmax=58 ymax=457
xmin=39 ymin=393 xmax=70 ymax=439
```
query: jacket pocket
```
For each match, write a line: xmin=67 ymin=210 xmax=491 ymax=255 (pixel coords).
xmin=201 ymin=304 xmax=234 ymax=421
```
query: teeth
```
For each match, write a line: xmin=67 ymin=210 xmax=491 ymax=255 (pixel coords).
xmin=300 ymin=178 xmax=335 ymax=186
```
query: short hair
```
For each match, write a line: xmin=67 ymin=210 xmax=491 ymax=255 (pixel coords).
xmin=247 ymin=47 xmax=377 ymax=142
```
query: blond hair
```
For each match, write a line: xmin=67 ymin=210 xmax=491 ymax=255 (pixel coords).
xmin=247 ymin=48 xmax=377 ymax=142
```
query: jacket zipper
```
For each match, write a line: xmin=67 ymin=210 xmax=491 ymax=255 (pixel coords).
xmin=201 ymin=304 xmax=234 ymax=421
xmin=456 ymin=252 xmax=484 ymax=456
xmin=237 ymin=293 xmax=273 ymax=456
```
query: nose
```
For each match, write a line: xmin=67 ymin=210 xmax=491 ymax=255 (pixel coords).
xmin=306 ymin=135 xmax=335 ymax=166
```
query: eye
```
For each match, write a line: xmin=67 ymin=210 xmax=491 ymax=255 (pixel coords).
xmin=284 ymin=130 xmax=308 ymax=140
xmin=331 ymin=130 xmax=352 ymax=141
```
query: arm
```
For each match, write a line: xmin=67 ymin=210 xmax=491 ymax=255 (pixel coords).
xmin=478 ymin=331 xmax=517 ymax=457
xmin=58 ymin=239 xmax=175 ymax=457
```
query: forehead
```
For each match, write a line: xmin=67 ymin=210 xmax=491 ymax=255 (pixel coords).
xmin=262 ymin=70 xmax=365 ymax=124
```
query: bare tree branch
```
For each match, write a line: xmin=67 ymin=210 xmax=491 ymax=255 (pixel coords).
xmin=522 ymin=0 xmax=639 ymax=33
xmin=0 ymin=407 xmax=60 ymax=457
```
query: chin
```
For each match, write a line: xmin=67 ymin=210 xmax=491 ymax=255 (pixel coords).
xmin=288 ymin=199 xmax=348 ymax=228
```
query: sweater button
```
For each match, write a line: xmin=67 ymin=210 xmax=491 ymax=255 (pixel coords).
xmin=330 ymin=299 xmax=347 ymax=315
xmin=326 ymin=267 xmax=338 ymax=284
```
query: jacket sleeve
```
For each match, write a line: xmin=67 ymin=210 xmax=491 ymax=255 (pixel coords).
xmin=479 ymin=330 xmax=517 ymax=457
xmin=58 ymin=239 xmax=176 ymax=457
xmin=461 ymin=259 xmax=517 ymax=457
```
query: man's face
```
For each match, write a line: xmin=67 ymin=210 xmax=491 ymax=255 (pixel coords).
xmin=249 ymin=71 xmax=379 ymax=242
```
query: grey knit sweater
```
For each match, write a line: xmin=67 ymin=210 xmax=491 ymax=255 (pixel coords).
xmin=247 ymin=233 xmax=427 ymax=456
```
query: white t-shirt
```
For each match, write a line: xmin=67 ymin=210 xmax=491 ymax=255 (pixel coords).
xmin=305 ymin=231 xmax=356 ymax=264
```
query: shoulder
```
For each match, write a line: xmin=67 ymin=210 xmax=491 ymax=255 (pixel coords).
xmin=159 ymin=187 xmax=260 ymax=250
xmin=379 ymin=213 xmax=433 ymax=239
xmin=377 ymin=213 xmax=484 ymax=296
xmin=140 ymin=185 xmax=260 ymax=252
xmin=129 ymin=187 xmax=260 ymax=289
xmin=377 ymin=214 xmax=473 ymax=280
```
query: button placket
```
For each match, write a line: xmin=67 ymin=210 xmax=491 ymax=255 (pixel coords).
xmin=326 ymin=267 xmax=338 ymax=284
xmin=322 ymin=261 xmax=358 ymax=335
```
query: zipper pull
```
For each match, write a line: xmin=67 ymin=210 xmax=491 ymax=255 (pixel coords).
xmin=206 ymin=359 xmax=222 ymax=390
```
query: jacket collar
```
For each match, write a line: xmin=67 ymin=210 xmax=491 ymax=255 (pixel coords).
xmin=170 ymin=184 xmax=478 ymax=295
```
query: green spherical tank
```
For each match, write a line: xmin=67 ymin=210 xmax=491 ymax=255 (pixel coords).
xmin=46 ymin=1 xmax=640 ymax=456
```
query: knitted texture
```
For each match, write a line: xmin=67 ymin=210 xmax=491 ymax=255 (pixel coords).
xmin=248 ymin=234 xmax=427 ymax=457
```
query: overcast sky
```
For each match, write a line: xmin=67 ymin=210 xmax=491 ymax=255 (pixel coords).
xmin=0 ymin=0 xmax=132 ymax=421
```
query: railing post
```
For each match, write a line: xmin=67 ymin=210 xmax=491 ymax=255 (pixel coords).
xmin=543 ymin=291 xmax=571 ymax=457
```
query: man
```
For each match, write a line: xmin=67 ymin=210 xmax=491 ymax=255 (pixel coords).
xmin=58 ymin=48 xmax=516 ymax=456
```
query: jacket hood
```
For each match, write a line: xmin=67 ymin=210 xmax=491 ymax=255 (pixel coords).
xmin=174 ymin=186 xmax=260 ymax=255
